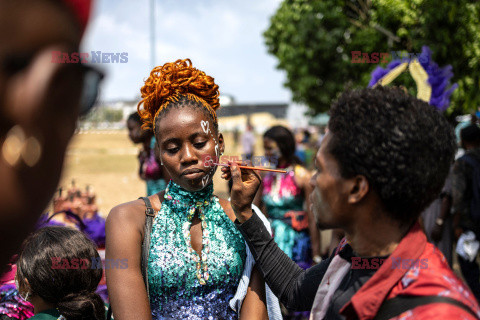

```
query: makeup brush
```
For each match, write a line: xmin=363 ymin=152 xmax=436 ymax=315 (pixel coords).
xmin=214 ymin=163 xmax=288 ymax=174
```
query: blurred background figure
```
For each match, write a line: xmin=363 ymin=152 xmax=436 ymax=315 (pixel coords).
xmin=294 ymin=128 xmax=316 ymax=170
xmin=38 ymin=182 xmax=106 ymax=249
xmin=255 ymin=125 xmax=319 ymax=319
xmin=420 ymin=168 xmax=454 ymax=267
xmin=294 ymin=129 xmax=308 ymax=165
xmin=127 ymin=112 xmax=168 ymax=196
xmin=455 ymin=113 xmax=478 ymax=148
xmin=232 ymin=126 xmax=240 ymax=151
xmin=453 ymin=124 xmax=480 ymax=302
xmin=241 ymin=121 xmax=256 ymax=161
xmin=15 ymin=227 xmax=106 ymax=320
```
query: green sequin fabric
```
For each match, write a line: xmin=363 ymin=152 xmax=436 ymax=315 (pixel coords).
xmin=147 ymin=180 xmax=246 ymax=319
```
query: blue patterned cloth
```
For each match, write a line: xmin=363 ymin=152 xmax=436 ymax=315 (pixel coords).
xmin=147 ymin=181 xmax=246 ymax=319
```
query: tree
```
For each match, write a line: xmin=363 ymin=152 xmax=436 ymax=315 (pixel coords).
xmin=264 ymin=0 xmax=480 ymax=116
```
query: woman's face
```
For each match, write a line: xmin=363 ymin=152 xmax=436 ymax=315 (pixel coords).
xmin=263 ymin=137 xmax=282 ymax=161
xmin=156 ymin=106 xmax=224 ymax=191
xmin=127 ymin=119 xmax=147 ymax=144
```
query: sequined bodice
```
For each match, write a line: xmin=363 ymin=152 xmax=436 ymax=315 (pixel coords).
xmin=262 ymin=167 xmax=304 ymax=219
xmin=147 ymin=181 xmax=246 ymax=319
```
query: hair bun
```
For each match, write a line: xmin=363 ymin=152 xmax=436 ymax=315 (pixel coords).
xmin=138 ymin=59 xmax=220 ymax=130
xmin=57 ymin=291 xmax=104 ymax=320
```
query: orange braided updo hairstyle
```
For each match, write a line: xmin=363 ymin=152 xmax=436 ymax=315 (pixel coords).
xmin=137 ymin=59 xmax=220 ymax=132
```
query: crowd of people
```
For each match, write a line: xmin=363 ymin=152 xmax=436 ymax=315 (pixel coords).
xmin=1 ymin=0 xmax=480 ymax=320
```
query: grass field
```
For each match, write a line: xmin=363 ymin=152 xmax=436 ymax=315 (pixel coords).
xmin=59 ymin=130 xmax=254 ymax=216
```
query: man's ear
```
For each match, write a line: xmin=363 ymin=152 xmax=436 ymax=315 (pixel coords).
xmin=348 ymin=175 xmax=369 ymax=204
xmin=218 ymin=132 xmax=225 ymax=155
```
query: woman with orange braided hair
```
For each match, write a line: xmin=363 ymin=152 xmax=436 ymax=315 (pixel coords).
xmin=105 ymin=59 xmax=277 ymax=320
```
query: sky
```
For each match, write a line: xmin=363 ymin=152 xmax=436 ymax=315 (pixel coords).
xmin=81 ymin=0 xmax=292 ymax=104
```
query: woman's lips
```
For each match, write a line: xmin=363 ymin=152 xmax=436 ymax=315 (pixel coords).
xmin=182 ymin=171 xmax=204 ymax=179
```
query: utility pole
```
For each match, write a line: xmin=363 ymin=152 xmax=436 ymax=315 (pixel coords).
xmin=150 ymin=0 xmax=155 ymax=68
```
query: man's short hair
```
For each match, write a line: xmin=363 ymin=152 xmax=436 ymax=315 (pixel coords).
xmin=328 ymin=86 xmax=456 ymax=225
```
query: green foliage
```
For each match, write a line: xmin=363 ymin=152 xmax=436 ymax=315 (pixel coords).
xmin=264 ymin=0 xmax=480 ymax=116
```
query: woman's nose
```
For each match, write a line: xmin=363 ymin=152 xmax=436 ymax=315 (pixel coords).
xmin=181 ymin=144 xmax=198 ymax=164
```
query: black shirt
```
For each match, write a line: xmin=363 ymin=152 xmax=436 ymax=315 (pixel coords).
xmin=236 ymin=212 xmax=386 ymax=318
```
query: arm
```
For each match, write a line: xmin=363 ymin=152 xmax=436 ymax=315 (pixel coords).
xmin=452 ymin=160 xmax=469 ymax=239
xmin=236 ymin=211 xmax=330 ymax=311
xmin=240 ymin=266 xmax=267 ymax=320
xmin=105 ymin=202 xmax=152 ymax=320
xmin=225 ymin=162 xmax=328 ymax=310
xmin=431 ymin=194 xmax=452 ymax=243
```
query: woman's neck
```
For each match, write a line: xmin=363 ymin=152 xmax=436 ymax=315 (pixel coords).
xmin=142 ymin=136 xmax=152 ymax=151
xmin=31 ymin=296 xmax=56 ymax=314
xmin=276 ymin=157 xmax=290 ymax=169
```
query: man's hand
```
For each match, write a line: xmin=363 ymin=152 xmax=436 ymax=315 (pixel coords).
xmin=221 ymin=161 xmax=261 ymax=223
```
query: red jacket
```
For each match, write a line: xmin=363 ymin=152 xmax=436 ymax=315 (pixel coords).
xmin=339 ymin=223 xmax=480 ymax=319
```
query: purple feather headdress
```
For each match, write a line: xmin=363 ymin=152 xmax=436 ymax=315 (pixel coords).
xmin=368 ymin=46 xmax=458 ymax=111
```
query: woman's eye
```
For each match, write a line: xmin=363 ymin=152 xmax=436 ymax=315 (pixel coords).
xmin=193 ymin=141 xmax=207 ymax=148
xmin=166 ymin=147 xmax=179 ymax=153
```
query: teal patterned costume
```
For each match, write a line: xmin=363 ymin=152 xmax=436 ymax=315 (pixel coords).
xmin=262 ymin=165 xmax=312 ymax=266
xmin=147 ymin=181 xmax=246 ymax=319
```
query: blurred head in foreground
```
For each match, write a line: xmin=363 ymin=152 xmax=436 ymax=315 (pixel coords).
xmin=0 ymin=0 xmax=98 ymax=270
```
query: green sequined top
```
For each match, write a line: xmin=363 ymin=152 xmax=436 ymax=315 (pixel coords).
xmin=147 ymin=180 xmax=246 ymax=319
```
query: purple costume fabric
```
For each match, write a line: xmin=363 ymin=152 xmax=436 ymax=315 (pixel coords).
xmin=83 ymin=213 xmax=106 ymax=248
xmin=368 ymin=46 xmax=458 ymax=112
xmin=0 ymin=284 xmax=34 ymax=319
xmin=36 ymin=212 xmax=106 ymax=248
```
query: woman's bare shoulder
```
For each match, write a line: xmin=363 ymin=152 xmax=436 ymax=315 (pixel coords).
xmin=106 ymin=199 xmax=146 ymax=231
xmin=217 ymin=197 xmax=236 ymax=222
xmin=106 ymin=191 xmax=164 ymax=231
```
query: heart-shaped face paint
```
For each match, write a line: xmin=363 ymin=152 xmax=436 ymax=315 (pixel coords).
xmin=202 ymin=174 xmax=209 ymax=187
xmin=201 ymin=120 xmax=210 ymax=134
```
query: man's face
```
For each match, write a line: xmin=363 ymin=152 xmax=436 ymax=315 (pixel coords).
xmin=309 ymin=132 xmax=351 ymax=229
